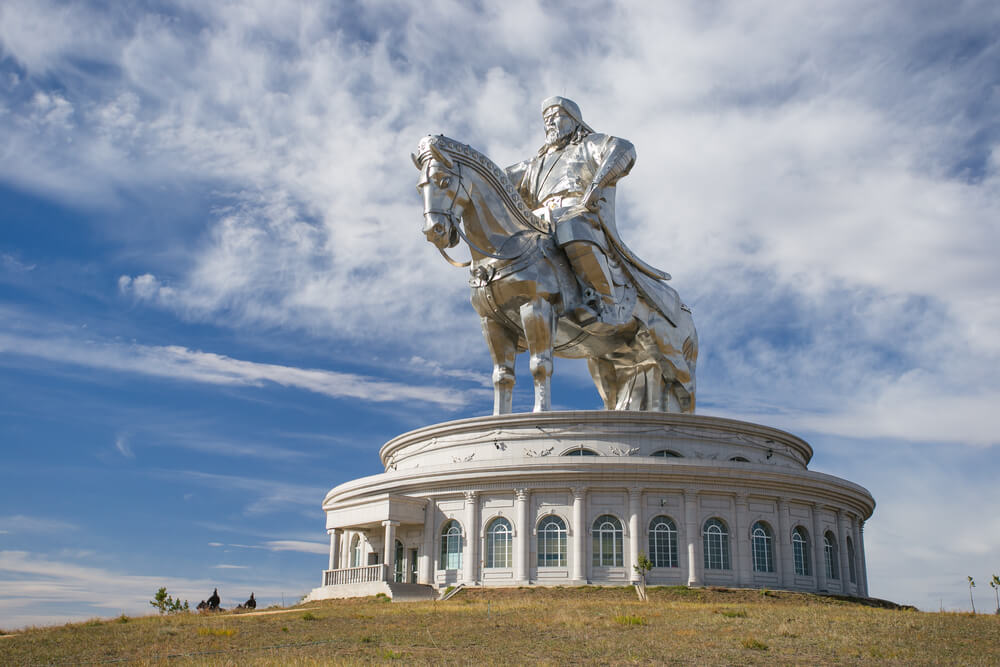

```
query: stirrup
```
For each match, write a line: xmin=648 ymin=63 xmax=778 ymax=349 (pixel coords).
xmin=573 ymin=304 xmax=600 ymax=326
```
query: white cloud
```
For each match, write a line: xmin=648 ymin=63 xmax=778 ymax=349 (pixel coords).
xmin=114 ymin=434 xmax=134 ymax=458
xmin=212 ymin=564 xmax=248 ymax=569
xmin=0 ymin=328 xmax=470 ymax=409
xmin=264 ymin=540 xmax=328 ymax=555
xmin=1 ymin=0 xmax=999 ymax=618
xmin=0 ymin=516 xmax=78 ymax=535
xmin=165 ymin=470 xmax=326 ymax=516
xmin=0 ymin=550 xmax=296 ymax=629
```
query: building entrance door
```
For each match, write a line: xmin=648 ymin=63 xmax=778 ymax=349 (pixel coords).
xmin=394 ymin=540 xmax=404 ymax=582
xmin=409 ymin=549 xmax=418 ymax=583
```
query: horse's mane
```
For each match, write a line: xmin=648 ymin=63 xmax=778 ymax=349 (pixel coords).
xmin=416 ymin=135 xmax=546 ymax=233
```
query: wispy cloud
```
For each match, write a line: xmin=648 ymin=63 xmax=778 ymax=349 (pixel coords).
xmin=206 ymin=540 xmax=327 ymax=556
xmin=165 ymin=470 xmax=326 ymax=515
xmin=0 ymin=329 xmax=468 ymax=408
xmin=114 ymin=433 xmax=134 ymax=458
xmin=0 ymin=550 xmax=294 ymax=629
xmin=0 ymin=515 xmax=78 ymax=535
xmin=263 ymin=540 xmax=327 ymax=555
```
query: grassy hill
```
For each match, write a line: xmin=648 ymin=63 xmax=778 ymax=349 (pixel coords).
xmin=2 ymin=586 xmax=997 ymax=665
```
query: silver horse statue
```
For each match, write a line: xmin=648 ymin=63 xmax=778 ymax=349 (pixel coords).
xmin=414 ymin=135 xmax=697 ymax=415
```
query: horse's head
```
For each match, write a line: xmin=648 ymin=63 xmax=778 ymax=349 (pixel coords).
xmin=413 ymin=136 xmax=465 ymax=250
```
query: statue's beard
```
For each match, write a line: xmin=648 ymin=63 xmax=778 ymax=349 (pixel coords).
xmin=545 ymin=126 xmax=574 ymax=148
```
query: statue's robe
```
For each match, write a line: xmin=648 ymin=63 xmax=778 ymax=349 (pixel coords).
xmin=506 ymin=133 xmax=681 ymax=326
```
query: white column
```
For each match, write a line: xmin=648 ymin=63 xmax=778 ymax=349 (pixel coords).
xmin=777 ymin=498 xmax=791 ymax=588
xmin=858 ymin=519 xmax=869 ymax=597
xmin=515 ymin=488 xmax=530 ymax=584
xmin=463 ymin=491 xmax=478 ymax=585
xmin=628 ymin=488 xmax=641 ymax=583
xmin=420 ymin=498 xmax=435 ymax=584
xmin=734 ymin=494 xmax=750 ymax=585
xmin=811 ymin=503 xmax=827 ymax=592
xmin=382 ymin=520 xmax=399 ymax=580
xmin=837 ymin=511 xmax=851 ymax=591
xmin=327 ymin=528 xmax=341 ymax=571
xmin=684 ymin=489 xmax=701 ymax=586
xmin=571 ymin=487 xmax=587 ymax=583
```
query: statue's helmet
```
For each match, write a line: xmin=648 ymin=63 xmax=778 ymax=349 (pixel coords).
xmin=540 ymin=96 xmax=594 ymax=133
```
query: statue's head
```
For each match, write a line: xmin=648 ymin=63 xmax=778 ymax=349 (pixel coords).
xmin=541 ymin=96 xmax=593 ymax=147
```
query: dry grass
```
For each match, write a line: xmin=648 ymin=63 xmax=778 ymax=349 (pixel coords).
xmin=1 ymin=586 xmax=998 ymax=665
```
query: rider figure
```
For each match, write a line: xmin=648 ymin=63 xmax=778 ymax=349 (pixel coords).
xmin=505 ymin=96 xmax=639 ymax=325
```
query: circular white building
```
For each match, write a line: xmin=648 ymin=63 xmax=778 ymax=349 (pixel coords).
xmin=308 ymin=410 xmax=873 ymax=601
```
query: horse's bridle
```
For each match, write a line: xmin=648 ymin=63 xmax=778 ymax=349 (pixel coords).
xmin=423 ymin=161 xmax=471 ymax=267
xmin=423 ymin=158 xmax=528 ymax=267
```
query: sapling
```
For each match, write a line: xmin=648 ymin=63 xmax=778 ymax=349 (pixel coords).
xmin=967 ymin=576 xmax=975 ymax=614
xmin=990 ymin=575 xmax=999 ymax=614
xmin=150 ymin=587 xmax=189 ymax=614
xmin=633 ymin=552 xmax=653 ymax=602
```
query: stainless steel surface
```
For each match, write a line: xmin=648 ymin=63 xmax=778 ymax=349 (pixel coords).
xmin=414 ymin=99 xmax=697 ymax=415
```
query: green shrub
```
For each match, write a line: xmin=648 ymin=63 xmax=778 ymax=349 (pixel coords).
xmin=613 ymin=614 xmax=647 ymax=626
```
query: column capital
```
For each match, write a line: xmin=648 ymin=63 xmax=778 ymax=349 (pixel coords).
xmin=570 ymin=486 xmax=587 ymax=499
xmin=464 ymin=490 xmax=478 ymax=502
xmin=515 ymin=488 xmax=529 ymax=501
xmin=628 ymin=487 xmax=642 ymax=500
xmin=734 ymin=492 xmax=748 ymax=506
xmin=382 ymin=520 xmax=400 ymax=528
xmin=327 ymin=527 xmax=341 ymax=535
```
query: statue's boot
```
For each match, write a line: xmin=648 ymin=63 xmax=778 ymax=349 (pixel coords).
xmin=564 ymin=241 xmax=615 ymax=326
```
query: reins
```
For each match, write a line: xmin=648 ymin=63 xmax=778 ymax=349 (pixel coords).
xmin=426 ymin=159 xmax=536 ymax=266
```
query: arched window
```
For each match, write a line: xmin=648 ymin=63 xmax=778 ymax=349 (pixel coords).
xmin=592 ymin=515 xmax=624 ymax=567
xmin=846 ymin=536 xmax=857 ymax=584
xmin=537 ymin=516 xmax=567 ymax=567
xmin=649 ymin=516 xmax=678 ymax=568
xmin=350 ymin=534 xmax=363 ymax=568
xmin=751 ymin=521 xmax=774 ymax=573
xmin=824 ymin=531 xmax=840 ymax=580
xmin=792 ymin=527 xmax=811 ymax=576
xmin=440 ymin=520 xmax=462 ymax=570
xmin=485 ymin=517 xmax=512 ymax=568
xmin=394 ymin=539 xmax=404 ymax=582
xmin=565 ymin=447 xmax=599 ymax=456
xmin=651 ymin=450 xmax=683 ymax=458
xmin=702 ymin=518 xmax=730 ymax=570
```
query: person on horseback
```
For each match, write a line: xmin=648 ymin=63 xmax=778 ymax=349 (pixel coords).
xmin=505 ymin=96 xmax=670 ymax=326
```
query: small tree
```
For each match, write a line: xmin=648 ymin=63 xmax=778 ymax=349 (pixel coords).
xmin=633 ymin=552 xmax=653 ymax=602
xmin=967 ymin=576 xmax=976 ymax=614
xmin=150 ymin=587 xmax=189 ymax=614
xmin=990 ymin=575 xmax=999 ymax=615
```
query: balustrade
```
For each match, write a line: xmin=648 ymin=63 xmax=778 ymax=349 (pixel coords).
xmin=323 ymin=563 xmax=388 ymax=586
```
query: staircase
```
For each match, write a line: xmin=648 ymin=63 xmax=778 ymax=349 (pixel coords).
xmin=385 ymin=582 xmax=438 ymax=602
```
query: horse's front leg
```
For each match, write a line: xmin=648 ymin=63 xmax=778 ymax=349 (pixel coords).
xmin=519 ymin=297 xmax=555 ymax=412
xmin=480 ymin=316 xmax=517 ymax=415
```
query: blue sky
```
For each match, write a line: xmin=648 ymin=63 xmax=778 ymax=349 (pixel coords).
xmin=1 ymin=1 xmax=999 ymax=627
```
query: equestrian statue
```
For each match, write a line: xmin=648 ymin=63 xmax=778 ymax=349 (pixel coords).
xmin=414 ymin=96 xmax=697 ymax=415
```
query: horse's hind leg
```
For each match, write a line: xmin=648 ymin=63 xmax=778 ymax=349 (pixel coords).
xmin=481 ymin=317 xmax=518 ymax=415
xmin=519 ymin=297 xmax=555 ymax=412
